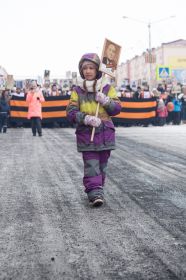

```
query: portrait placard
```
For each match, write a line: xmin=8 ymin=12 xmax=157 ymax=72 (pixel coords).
xmin=6 ymin=75 xmax=14 ymax=89
xmin=44 ymin=70 xmax=50 ymax=79
xmin=99 ymin=38 xmax=121 ymax=78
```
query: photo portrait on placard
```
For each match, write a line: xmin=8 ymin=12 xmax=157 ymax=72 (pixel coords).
xmin=100 ymin=38 xmax=121 ymax=78
xmin=44 ymin=70 xmax=50 ymax=79
xmin=6 ymin=75 xmax=14 ymax=89
xmin=62 ymin=79 xmax=70 ymax=91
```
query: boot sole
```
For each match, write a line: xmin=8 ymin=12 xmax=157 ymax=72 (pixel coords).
xmin=92 ymin=198 xmax=103 ymax=207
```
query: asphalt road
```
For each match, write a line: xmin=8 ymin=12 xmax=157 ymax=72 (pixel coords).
xmin=0 ymin=125 xmax=186 ymax=280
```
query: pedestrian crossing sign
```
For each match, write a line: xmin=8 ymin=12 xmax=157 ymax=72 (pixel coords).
xmin=156 ymin=65 xmax=171 ymax=80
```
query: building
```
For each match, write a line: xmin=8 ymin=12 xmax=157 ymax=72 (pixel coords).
xmin=117 ymin=39 xmax=186 ymax=89
xmin=0 ymin=66 xmax=8 ymax=89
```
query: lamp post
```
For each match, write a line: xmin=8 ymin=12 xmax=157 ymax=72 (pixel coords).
xmin=122 ymin=15 xmax=175 ymax=90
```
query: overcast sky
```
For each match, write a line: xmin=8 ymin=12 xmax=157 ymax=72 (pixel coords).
xmin=0 ymin=0 xmax=186 ymax=79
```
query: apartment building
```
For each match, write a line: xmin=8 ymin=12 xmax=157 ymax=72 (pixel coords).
xmin=117 ymin=39 xmax=186 ymax=89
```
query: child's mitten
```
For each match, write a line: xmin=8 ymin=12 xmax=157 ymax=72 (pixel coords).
xmin=95 ymin=92 xmax=110 ymax=105
xmin=84 ymin=115 xmax=101 ymax=127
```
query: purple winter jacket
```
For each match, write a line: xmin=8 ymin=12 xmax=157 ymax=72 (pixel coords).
xmin=66 ymin=84 xmax=121 ymax=152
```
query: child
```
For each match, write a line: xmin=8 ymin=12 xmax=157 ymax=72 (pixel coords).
xmin=26 ymin=81 xmax=45 ymax=136
xmin=156 ymin=98 xmax=168 ymax=126
xmin=66 ymin=53 xmax=121 ymax=207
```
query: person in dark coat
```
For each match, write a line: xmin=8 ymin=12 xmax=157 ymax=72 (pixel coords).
xmin=0 ymin=90 xmax=10 ymax=133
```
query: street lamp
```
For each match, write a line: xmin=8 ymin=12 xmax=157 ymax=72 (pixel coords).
xmin=122 ymin=15 xmax=176 ymax=90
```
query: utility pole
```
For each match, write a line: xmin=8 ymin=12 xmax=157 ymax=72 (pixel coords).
xmin=122 ymin=15 xmax=175 ymax=91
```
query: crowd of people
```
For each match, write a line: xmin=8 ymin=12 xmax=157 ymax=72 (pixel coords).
xmin=1 ymin=78 xmax=186 ymax=134
xmin=0 ymin=83 xmax=72 ymax=133
xmin=0 ymin=84 xmax=71 ymax=99
xmin=118 ymin=83 xmax=186 ymax=126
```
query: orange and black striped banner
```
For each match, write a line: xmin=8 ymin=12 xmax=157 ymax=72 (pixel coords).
xmin=10 ymin=96 xmax=157 ymax=125
xmin=10 ymin=96 xmax=70 ymax=123
xmin=113 ymin=97 xmax=157 ymax=124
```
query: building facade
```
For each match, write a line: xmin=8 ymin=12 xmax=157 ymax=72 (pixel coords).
xmin=117 ymin=39 xmax=186 ymax=89
xmin=0 ymin=66 xmax=8 ymax=89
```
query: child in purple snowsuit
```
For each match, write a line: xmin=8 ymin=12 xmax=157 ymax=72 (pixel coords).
xmin=66 ymin=53 xmax=121 ymax=207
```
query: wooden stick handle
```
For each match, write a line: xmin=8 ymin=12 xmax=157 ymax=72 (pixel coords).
xmin=90 ymin=102 xmax=100 ymax=142
xmin=90 ymin=74 xmax=105 ymax=142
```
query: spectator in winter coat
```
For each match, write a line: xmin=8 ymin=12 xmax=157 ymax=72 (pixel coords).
xmin=133 ymin=86 xmax=142 ymax=99
xmin=140 ymin=87 xmax=154 ymax=99
xmin=26 ymin=81 xmax=45 ymax=136
xmin=50 ymin=84 xmax=60 ymax=96
xmin=172 ymin=94 xmax=182 ymax=125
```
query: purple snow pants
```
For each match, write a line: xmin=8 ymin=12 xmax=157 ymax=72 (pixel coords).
xmin=82 ymin=150 xmax=111 ymax=193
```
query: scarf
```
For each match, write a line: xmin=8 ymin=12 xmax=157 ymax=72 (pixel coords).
xmin=77 ymin=76 xmax=109 ymax=93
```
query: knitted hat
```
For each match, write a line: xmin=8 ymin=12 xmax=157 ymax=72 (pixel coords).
xmin=78 ymin=53 xmax=102 ymax=79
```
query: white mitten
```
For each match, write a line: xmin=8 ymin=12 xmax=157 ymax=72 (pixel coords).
xmin=95 ymin=92 xmax=110 ymax=105
xmin=84 ymin=115 xmax=101 ymax=127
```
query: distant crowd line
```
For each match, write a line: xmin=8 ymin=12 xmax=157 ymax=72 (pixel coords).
xmin=0 ymin=83 xmax=71 ymax=98
xmin=117 ymin=82 xmax=186 ymax=127
xmin=1 ymin=81 xmax=186 ymax=133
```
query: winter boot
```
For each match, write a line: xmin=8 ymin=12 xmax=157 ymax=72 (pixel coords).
xmin=3 ymin=126 xmax=7 ymax=133
xmin=87 ymin=188 xmax=104 ymax=207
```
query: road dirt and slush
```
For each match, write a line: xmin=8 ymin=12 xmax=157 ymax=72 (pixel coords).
xmin=0 ymin=125 xmax=186 ymax=280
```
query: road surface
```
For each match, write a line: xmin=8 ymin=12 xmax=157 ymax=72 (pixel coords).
xmin=0 ymin=125 xmax=186 ymax=279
